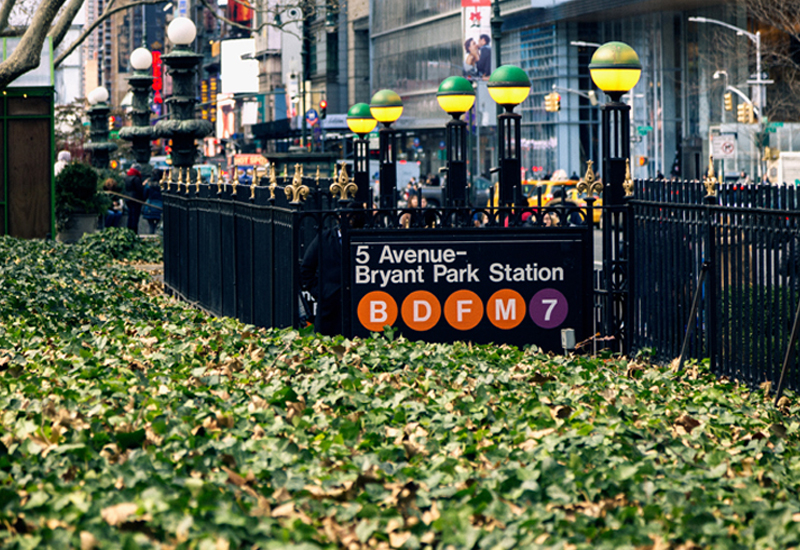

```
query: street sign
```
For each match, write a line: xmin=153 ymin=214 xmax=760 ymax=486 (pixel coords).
xmin=637 ymin=125 xmax=653 ymax=136
xmin=306 ymin=109 xmax=319 ymax=126
xmin=346 ymin=229 xmax=591 ymax=351
xmin=712 ymin=133 xmax=736 ymax=160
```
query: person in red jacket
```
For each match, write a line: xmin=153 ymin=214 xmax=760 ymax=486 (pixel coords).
xmin=124 ymin=165 xmax=144 ymax=234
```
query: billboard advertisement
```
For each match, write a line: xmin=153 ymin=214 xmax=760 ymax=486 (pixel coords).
xmin=462 ymin=0 xmax=492 ymax=80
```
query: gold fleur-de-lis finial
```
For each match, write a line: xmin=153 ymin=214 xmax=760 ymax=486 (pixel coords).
xmin=195 ymin=167 xmax=202 ymax=194
xmin=250 ymin=167 xmax=261 ymax=200
xmin=330 ymin=163 xmax=358 ymax=202
xmin=576 ymin=160 xmax=603 ymax=196
xmin=623 ymin=159 xmax=634 ymax=197
xmin=703 ymin=154 xmax=718 ymax=197
xmin=268 ymin=164 xmax=278 ymax=200
xmin=285 ymin=163 xmax=309 ymax=204
xmin=216 ymin=164 xmax=223 ymax=194
xmin=159 ymin=168 xmax=168 ymax=191
xmin=315 ymin=166 xmax=321 ymax=189
xmin=178 ymin=167 xmax=186 ymax=192
xmin=231 ymin=166 xmax=239 ymax=196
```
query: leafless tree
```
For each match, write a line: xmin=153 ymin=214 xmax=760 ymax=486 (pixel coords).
xmin=0 ymin=0 xmax=336 ymax=90
xmin=746 ymin=0 xmax=800 ymax=122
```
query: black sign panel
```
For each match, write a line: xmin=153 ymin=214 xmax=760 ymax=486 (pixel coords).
xmin=344 ymin=228 xmax=592 ymax=351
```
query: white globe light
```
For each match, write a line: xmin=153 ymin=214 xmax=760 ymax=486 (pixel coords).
xmin=130 ymin=47 xmax=152 ymax=70
xmin=89 ymin=86 xmax=109 ymax=105
xmin=167 ymin=17 xmax=197 ymax=46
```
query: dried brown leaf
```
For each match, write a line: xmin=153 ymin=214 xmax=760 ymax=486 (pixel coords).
xmin=101 ymin=502 xmax=139 ymax=526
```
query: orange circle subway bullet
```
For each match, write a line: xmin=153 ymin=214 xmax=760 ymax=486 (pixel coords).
xmin=487 ymin=289 xmax=526 ymax=330
xmin=357 ymin=291 xmax=398 ymax=332
xmin=443 ymin=289 xmax=483 ymax=331
xmin=401 ymin=290 xmax=442 ymax=331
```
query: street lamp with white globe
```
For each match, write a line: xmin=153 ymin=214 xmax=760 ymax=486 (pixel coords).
xmin=119 ymin=47 xmax=155 ymax=168
xmin=85 ymin=86 xmax=117 ymax=169
xmin=153 ymin=17 xmax=212 ymax=175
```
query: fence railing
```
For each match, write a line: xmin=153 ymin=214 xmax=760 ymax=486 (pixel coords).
xmin=162 ymin=168 xmax=597 ymax=345
xmin=162 ymin=167 xmax=800 ymax=392
xmin=630 ymin=178 xmax=800 ymax=392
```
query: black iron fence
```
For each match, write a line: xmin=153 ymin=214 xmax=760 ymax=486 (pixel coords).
xmin=162 ymin=166 xmax=800 ymax=392
xmin=162 ymin=167 xmax=596 ymax=352
xmin=630 ymin=178 xmax=800 ymax=392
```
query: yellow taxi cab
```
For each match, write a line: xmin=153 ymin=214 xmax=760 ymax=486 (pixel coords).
xmin=487 ymin=179 xmax=579 ymax=207
xmin=529 ymin=181 xmax=603 ymax=226
xmin=525 ymin=180 xmax=579 ymax=207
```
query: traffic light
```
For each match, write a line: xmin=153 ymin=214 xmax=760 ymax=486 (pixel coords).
xmin=108 ymin=115 xmax=115 ymax=130
xmin=737 ymin=103 xmax=747 ymax=123
xmin=544 ymin=92 xmax=560 ymax=112
xmin=738 ymin=102 xmax=756 ymax=124
xmin=724 ymin=92 xmax=732 ymax=111
xmin=747 ymin=103 xmax=756 ymax=124
xmin=638 ymin=156 xmax=648 ymax=166
xmin=319 ymin=100 xmax=327 ymax=119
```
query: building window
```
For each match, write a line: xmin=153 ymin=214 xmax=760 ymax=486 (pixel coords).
xmin=326 ymin=32 xmax=338 ymax=77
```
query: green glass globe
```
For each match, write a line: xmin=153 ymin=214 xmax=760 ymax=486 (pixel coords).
xmin=347 ymin=103 xmax=377 ymax=137
xmin=487 ymin=65 xmax=531 ymax=111
xmin=589 ymin=41 xmax=641 ymax=99
xmin=437 ymin=76 xmax=476 ymax=118
xmin=369 ymin=90 xmax=403 ymax=125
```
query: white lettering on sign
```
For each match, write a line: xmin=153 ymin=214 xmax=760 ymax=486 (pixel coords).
xmin=413 ymin=301 xmax=431 ymax=322
xmin=456 ymin=300 xmax=472 ymax=322
xmin=378 ymin=245 xmax=457 ymax=264
xmin=496 ymin=299 xmax=516 ymax=321
xmin=355 ymin=265 xmax=425 ymax=288
xmin=488 ymin=263 xmax=564 ymax=283
xmin=370 ymin=301 xmax=388 ymax=323
xmin=432 ymin=264 xmax=480 ymax=283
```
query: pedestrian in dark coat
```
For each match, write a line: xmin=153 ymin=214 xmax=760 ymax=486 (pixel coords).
xmin=124 ymin=165 xmax=145 ymax=234
xmin=300 ymin=226 xmax=342 ymax=336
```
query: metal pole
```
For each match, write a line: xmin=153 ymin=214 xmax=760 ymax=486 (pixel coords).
xmin=601 ymin=94 xmax=631 ymax=353
xmin=378 ymin=125 xmax=397 ymax=209
xmin=353 ymin=137 xmax=371 ymax=207
xmin=475 ymin=83 xmax=481 ymax=180
xmin=490 ymin=0 xmax=503 ymax=118
xmin=446 ymin=118 xmax=468 ymax=207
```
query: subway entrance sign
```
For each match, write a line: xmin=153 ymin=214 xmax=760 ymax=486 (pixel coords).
xmin=343 ymin=228 xmax=593 ymax=351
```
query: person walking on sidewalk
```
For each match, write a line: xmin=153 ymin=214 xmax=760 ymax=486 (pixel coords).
xmin=124 ymin=165 xmax=145 ymax=234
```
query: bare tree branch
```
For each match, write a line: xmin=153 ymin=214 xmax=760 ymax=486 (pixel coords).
xmin=0 ymin=0 xmax=18 ymax=34
xmin=48 ymin=0 xmax=89 ymax=50
xmin=54 ymin=0 xmax=167 ymax=68
xmin=0 ymin=0 xmax=66 ymax=88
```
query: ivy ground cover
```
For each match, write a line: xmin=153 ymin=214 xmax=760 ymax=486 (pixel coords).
xmin=1 ymin=233 xmax=800 ymax=549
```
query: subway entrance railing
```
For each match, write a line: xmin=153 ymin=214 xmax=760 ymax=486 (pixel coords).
xmin=161 ymin=164 xmax=597 ymax=353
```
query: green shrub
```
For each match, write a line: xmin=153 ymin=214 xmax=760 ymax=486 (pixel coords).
xmin=76 ymin=226 xmax=163 ymax=263
xmin=55 ymin=163 xmax=110 ymax=231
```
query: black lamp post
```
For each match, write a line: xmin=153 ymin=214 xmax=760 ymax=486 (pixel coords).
xmin=346 ymin=103 xmax=377 ymax=208
xmin=119 ymin=47 xmax=154 ymax=170
xmin=487 ymin=65 xmax=530 ymax=208
xmin=369 ymin=89 xmax=403 ymax=210
xmin=436 ymin=76 xmax=475 ymax=207
xmin=153 ymin=17 xmax=213 ymax=175
xmin=85 ymin=86 xmax=117 ymax=169
xmin=589 ymin=41 xmax=642 ymax=353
